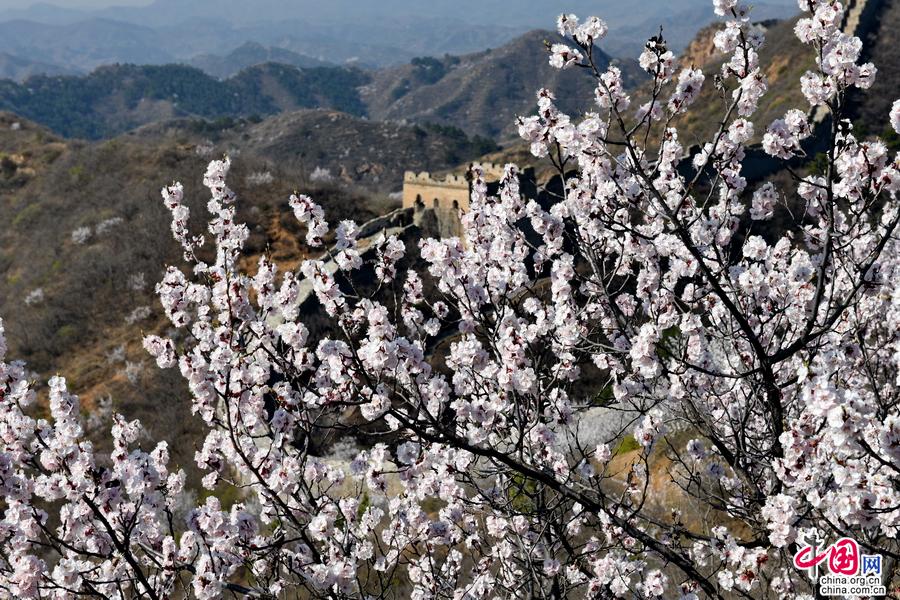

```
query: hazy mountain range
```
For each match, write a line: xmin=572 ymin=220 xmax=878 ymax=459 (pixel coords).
xmin=188 ymin=43 xmax=334 ymax=79
xmin=0 ymin=0 xmax=797 ymax=29
xmin=0 ymin=0 xmax=799 ymax=76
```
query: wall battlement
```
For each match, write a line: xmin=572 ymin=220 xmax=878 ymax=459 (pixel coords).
xmin=475 ymin=162 xmax=508 ymax=179
xmin=403 ymin=171 xmax=469 ymax=188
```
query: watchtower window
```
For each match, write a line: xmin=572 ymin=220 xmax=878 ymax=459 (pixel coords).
xmin=433 ymin=198 xmax=440 ymax=208
xmin=415 ymin=194 xmax=423 ymax=208
xmin=452 ymin=199 xmax=459 ymax=210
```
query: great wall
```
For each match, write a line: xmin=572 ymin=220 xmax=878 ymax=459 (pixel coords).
xmin=401 ymin=171 xmax=469 ymax=212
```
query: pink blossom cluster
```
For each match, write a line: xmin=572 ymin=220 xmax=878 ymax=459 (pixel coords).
xmin=1 ymin=0 xmax=900 ymax=597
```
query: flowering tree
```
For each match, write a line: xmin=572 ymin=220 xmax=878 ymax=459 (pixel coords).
xmin=3 ymin=0 xmax=900 ymax=597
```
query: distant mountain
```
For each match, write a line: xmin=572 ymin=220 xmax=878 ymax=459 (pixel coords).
xmin=0 ymin=14 xmax=523 ymax=72
xmin=0 ymin=18 xmax=174 ymax=72
xmin=0 ymin=63 xmax=371 ymax=139
xmin=0 ymin=52 xmax=78 ymax=82
xmin=363 ymin=29 xmax=643 ymax=141
xmin=188 ymin=42 xmax=334 ymax=79
xmin=154 ymin=17 xmax=525 ymax=68
xmin=24 ymin=0 xmax=792 ymax=30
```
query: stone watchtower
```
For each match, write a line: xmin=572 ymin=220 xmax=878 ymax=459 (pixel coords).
xmin=402 ymin=171 xmax=470 ymax=213
xmin=401 ymin=163 xmax=541 ymax=237
xmin=401 ymin=163 xmax=508 ymax=236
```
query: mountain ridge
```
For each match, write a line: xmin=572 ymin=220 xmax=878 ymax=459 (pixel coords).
xmin=363 ymin=29 xmax=642 ymax=141
xmin=0 ymin=28 xmax=642 ymax=142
